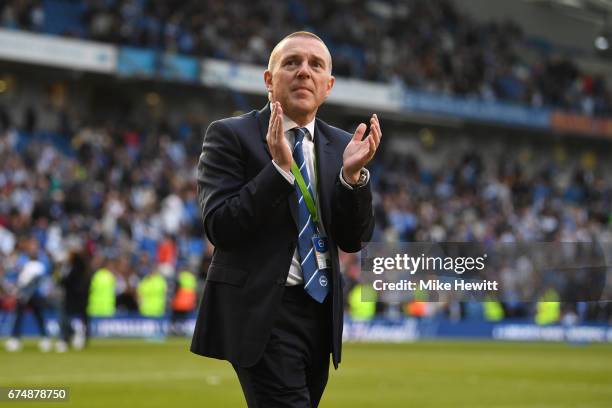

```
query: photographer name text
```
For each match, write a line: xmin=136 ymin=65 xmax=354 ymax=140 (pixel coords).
xmin=372 ymin=278 xmax=499 ymax=292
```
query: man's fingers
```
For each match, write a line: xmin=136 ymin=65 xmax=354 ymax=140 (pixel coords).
xmin=270 ymin=102 xmax=276 ymax=125
xmin=376 ymin=121 xmax=382 ymax=146
xmin=276 ymin=104 xmax=284 ymax=143
xmin=368 ymin=117 xmax=380 ymax=148
xmin=367 ymin=134 xmax=376 ymax=160
xmin=370 ymin=114 xmax=382 ymax=148
xmin=277 ymin=114 xmax=282 ymax=150
xmin=271 ymin=103 xmax=281 ymax=147
xmin=268 ymin=104 xmax=276 ymax=142
xmin=352 ymin=123 xmax=367 ymax=142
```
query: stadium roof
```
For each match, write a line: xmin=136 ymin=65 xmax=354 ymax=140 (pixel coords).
xmin=527 ymin=0 xmax=612 ymax=23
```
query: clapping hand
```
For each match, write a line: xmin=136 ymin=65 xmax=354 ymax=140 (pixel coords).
xmin=267 ymin=102 xmax=292 ymax=173
xmin=342 ymin=114 xmax=381 ymax=184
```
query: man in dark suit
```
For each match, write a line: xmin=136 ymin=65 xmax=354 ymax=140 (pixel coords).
xmin=191 ymin=31 xmax=382 ymax=407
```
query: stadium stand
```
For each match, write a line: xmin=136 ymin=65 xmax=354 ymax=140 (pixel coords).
xmin=0 ymin=1 xmax=611 ymax=341
xmin=1 ymin=0 xmax=611 ymax=116
xmin=0 ymin=74 xmax=610 ymax=324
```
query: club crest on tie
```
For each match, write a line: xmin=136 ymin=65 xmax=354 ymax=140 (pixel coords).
xmin=319 ymin=275 xmax=328 ymax=287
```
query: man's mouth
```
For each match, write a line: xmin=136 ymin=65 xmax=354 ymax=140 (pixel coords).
xmin=292 ymin=86 xmax=313 ymax=94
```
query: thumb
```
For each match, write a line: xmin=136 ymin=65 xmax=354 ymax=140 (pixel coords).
xmin=352 ymin=123 xmax=367 ymax=142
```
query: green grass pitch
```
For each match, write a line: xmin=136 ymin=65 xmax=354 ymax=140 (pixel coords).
xmin=1 ymin=338 xmax=612 ymax=407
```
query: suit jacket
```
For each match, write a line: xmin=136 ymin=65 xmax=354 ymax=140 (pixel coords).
xmin=190 ymin=103 xmax=374 ymax=369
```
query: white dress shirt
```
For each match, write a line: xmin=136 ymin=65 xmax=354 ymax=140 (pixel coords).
xmin=271 ymin=114 xmax=369 ymax=285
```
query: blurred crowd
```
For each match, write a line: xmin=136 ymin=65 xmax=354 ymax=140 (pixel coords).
xmin=371 ymin=149 xmax=611 ymax=244
xmin=0 ymin=104 xmax=209 ymax=330
xmin=1 ymin=0 xmax=611 ymax=117
xmin=342 ymin=148 xmax=612 ymax=322
xmin=0 ymin=99 xmax=610 ymax=331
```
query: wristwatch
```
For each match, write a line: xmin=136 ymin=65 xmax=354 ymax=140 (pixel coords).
xmin=349 ymin=168 xmax=368 ymax=188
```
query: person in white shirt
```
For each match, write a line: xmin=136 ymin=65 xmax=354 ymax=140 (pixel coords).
xmin=5 ymin=236 xmax=51 ymax=352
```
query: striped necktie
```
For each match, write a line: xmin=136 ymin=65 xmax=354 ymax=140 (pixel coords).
xmin=292 ymin=127 xmax=329 ymax=303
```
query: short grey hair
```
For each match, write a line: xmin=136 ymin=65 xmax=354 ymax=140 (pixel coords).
xmin=267 ymin=31 xmax=332 ymax=73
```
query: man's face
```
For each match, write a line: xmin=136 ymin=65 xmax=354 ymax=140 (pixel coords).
xmin=264 ymin=37 xmax=334 ymax=122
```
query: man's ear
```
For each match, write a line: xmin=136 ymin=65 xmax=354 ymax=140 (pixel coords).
xmin=324 ymin=75 xmax=335 ymax=98
xmin=264 ymin=70 xmax=273 ymax=94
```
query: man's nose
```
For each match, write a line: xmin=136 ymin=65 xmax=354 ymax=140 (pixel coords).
xmin=296 ymin=61 xmax=311 ymax=78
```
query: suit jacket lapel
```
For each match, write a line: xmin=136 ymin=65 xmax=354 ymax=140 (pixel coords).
xmin=256 ymin=104 xmax=272 ymax=158
xmin=314 ymin=120 xmax=335 ymax=231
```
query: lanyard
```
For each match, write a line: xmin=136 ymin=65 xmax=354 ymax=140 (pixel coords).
xmin=290 ymin=157 xmax=320 ymax=225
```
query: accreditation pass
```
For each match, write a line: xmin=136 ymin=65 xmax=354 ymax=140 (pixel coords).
xmin=312 ymin=235 xmax=331 ymax=269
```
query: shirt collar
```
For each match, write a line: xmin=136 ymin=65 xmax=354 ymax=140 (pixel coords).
xmin=282 ymin=114 xmax=315 ymax=141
